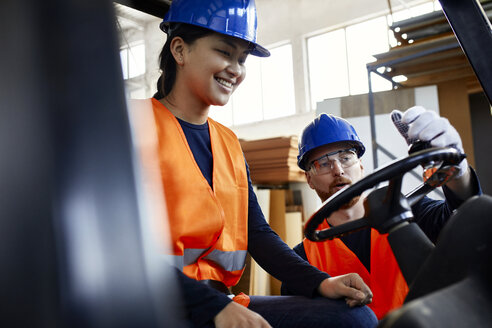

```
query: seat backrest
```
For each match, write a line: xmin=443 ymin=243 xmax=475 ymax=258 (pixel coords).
xmin=379 ymin=195 xmax=492 ymax=328
xmin=405 ymin=194 xmax=492 ymax=302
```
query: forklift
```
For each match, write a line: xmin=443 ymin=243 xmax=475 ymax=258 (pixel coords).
xmin=0 ymin=0 xmax=490 ymax=327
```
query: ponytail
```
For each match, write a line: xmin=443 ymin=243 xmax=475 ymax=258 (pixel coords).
xmin=153 ymin=76 xmax=164 ymax=99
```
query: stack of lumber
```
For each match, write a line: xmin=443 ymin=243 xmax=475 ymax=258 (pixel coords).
xmin=239 ymin=136 xmax=305 ymax=184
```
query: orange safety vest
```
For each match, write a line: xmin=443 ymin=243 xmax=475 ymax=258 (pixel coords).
xmin=303 ymin=220 xmax=408 ymax=319
xmin=149 ymin=98 xmax=249 ymax=288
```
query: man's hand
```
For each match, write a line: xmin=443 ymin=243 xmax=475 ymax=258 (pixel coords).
xmin=318 ymin=273 xmax=373 ymax=307
xmin=214 ymin=301 xmax=272 ymax=328
xmin=391 ymin=106 xmax=468 ymax=178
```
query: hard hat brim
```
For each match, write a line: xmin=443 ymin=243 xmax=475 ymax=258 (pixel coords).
xmin=160 ymin=21 xmax=270 ymax=58
xmin=249 ymin=44 xmax=270 ymax=57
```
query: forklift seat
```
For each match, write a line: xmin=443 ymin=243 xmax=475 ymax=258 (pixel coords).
xmin=380 ymin=195 xmax=492 ymax=327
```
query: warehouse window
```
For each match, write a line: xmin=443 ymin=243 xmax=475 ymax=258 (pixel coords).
xmin=120 ymin=42 xmax=146 ymax=80
xmin=261 ymin=45 xmax=296 ymax=120
xmin=307 ymin=0 xmax=441 ymax=109
xmin=307 ymin=17 xmax=391 ymax=109
xmin=210 ymin=43 xmax=296 ymax=126
xmin=346 ymin=17 xmax=393 ymax=95
xmin=307 ymin=29 xmax=350 ymax=105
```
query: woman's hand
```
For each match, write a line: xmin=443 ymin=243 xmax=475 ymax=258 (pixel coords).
xmin=214 ymin=301 xmax=272 ymax=328
xmin=318 ymin=273 xmax=373 ymax=307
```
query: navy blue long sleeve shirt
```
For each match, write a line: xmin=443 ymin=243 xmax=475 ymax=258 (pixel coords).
xmin=175 ymin=118 xmax=328 ymax=327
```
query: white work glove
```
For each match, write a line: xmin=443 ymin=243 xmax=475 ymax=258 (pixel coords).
xmin=391 ymin=106 xmax=468 ymax=178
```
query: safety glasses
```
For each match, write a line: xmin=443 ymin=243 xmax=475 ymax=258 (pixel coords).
xmin=308 ymin=148 xmax=358 ymax=176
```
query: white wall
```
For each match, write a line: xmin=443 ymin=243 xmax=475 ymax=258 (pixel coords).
xmin=233 ymin=111 xmax=316 ymax=141
xmin=235 ymin=85 xmax=443 ymax=221
xmin=254 ymin=0 xmax=432 ymax=114
xmin=256 ymin=0 xmax=402 ymax=42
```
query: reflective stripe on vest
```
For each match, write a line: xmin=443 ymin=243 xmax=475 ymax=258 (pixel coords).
xmin=166 ymin=249 xmax=247 ymax=272
xmin=205 ymin=249 xmax=247 ymax=272
xmin=150 ymin=98 xmax=249 ymax=287
xmin=303 ymin=221 xmax=408 ymax=319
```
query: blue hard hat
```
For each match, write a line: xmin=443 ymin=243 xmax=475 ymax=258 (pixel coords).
xmin=160 ymin=0 xmax=270 ymax=57
xmin=297 ymin=113 xmax=365 ymax=170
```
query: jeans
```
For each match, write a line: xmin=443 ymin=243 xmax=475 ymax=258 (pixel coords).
xmin=248 ymin=295 xmax=378 ymax=328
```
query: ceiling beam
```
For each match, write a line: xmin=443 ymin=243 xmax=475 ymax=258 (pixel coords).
xmin=113 ymin=0 xmax=170 ymax=19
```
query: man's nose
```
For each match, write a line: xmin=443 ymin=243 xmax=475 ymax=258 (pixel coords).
xmin=331 ymin=159 xmax=344 ymax=176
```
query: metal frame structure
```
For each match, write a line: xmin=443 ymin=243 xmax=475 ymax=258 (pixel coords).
xmin=365 ymin=42 xmax=460 ymax=197
xmin=366 ymin=0 xmax=492 ymax=170
xmin=114 ymin=0 xmax=170 ymax=18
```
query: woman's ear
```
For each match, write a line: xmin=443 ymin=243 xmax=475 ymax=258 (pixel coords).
xmin=169 ymin=36 xmax=185 ymax=66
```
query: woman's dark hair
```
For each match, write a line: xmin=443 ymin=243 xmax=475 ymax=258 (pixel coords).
xmin=153 ymin=23 xmax=214 ymax=99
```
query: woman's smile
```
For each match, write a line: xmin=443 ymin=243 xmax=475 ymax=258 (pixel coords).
xmin=215 ymin=77 xmax=234 ymax=91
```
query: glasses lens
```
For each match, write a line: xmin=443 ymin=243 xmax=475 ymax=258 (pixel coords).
xmin=311 ymin=156 xmax=330 ymax=175
xmin=337 ymin=150 xmax=357 ymax=168
xmin=309 ymin=149 xmax=358 ymax=175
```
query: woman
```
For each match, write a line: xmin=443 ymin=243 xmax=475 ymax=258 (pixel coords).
xmin=135 ymin=0 xmax=378 ymax=327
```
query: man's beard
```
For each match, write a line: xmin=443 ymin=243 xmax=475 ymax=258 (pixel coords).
xmin=316 ymin=176 xmax=360 ymax=209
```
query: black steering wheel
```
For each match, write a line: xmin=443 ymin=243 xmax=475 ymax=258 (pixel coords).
xmin=304 ymin=147 xmax=465 ymax=242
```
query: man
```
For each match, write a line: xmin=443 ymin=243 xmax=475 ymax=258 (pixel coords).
xmin=281 ymin=106 xmax=481 ymax=319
